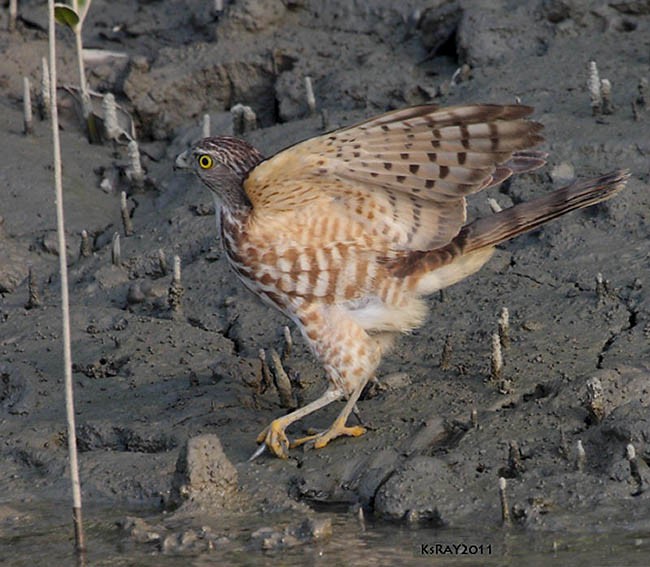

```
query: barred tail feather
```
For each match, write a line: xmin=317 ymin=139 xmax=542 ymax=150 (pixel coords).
xmin=393 ymin=169 xmax=630 ymax=294
xmin=462 ymin=169 xmax=629 ymax=253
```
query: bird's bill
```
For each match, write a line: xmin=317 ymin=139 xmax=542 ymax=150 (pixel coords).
xmin=174 ymin=150 xmax=191 ymax=170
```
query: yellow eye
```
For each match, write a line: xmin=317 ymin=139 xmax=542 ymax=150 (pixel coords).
xmin=198 ymin=155 xmax=213 ymax=169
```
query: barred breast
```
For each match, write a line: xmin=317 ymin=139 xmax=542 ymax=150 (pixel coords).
xmin=220 ymin=202 xmax=426 ymax=334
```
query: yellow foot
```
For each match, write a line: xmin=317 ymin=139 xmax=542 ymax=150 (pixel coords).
xmin=291 ymin=418 xmax=366 ymax=450
xmin=256 ymin=419 xmax=290 ymax=459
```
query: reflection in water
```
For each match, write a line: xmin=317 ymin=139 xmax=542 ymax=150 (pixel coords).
xmin=1 ymin=501 xmax=649 ymax=566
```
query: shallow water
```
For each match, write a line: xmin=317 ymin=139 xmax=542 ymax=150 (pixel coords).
xmin=2 ymin=501 xmax=649 ymax=566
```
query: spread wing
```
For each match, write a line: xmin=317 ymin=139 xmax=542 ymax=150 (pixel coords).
xmin=243 ymin=104 xmax=545 ymax=251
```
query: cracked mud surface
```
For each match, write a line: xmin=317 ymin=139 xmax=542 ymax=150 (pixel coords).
xmin=1 ymin=0 xmax=649 ymax=564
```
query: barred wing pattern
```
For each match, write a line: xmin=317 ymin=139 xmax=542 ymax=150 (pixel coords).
xmin=244 ymin=104 xmax=545 ymax=251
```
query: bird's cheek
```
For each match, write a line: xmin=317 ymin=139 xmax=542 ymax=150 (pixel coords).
xmin=199 ymin=173 xmax=218 ymax=191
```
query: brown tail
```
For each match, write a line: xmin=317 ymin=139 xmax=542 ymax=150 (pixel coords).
xmin=390 ymin=169 xmax=630 ymax=279
xmin=462 ymin=169 xmax=629 ymax=253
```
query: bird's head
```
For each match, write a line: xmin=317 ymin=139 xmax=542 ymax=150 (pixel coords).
xmin=175 ymin=136 xmax=264 ymax=209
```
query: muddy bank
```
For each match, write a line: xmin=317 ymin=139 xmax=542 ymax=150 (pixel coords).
xmin=1 ymin=0 xmax=649 ymax=562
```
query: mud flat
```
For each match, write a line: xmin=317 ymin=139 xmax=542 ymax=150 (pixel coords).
xmin=1 ymin=1 xmax=649 ymax=564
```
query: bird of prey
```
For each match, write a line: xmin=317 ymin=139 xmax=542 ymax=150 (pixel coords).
xmin=175 ymin=104 xmax=628 ymax=459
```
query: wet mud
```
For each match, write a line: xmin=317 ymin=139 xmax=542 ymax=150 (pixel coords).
xmin=1 ymin=0 xmax=649 ymax=563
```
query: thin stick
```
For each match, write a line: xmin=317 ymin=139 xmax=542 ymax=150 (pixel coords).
xmin=490 ymin=332 xmax=503 ymax=382
xmin=120 ymin=191 xmax=133 ymax=236
xmin=72 ymin=0 xmax=97 ymax=143
xmin=576 ymin=439 xmax=586 ymax=472
xmin=320 ymin=109 xmax=329 ymax=130
xmin=9 ymin=0 xmax=18 ymax=31
xmin=40 ymin=57 xmax=51 ymax=120
xmin=596 ymin=272 xmax=608 ymax=304
xmin=168 ymin=255 xmax=184 ymax=313
xmin=499 ymin=477 xmax=511 ymax=526
xmin=269 ymin=349 xmax=295 ymax=409
xmin=470 ymin=407 xmax=478 ymax=429
xmin=498 ymin=307 xmax=510 ymax=348
xmin=26 ymin=266 xmax=41 ymax=309
xmin=305 ymin=76 xmax=316 ymax=114
xmin=23 ymin=77 xmax=33 ymax=135
xmin=72 ymin=0 xmax=88 ymax=102
xmin=588 ymin=61 xmax=601 ymax=116
xmin=79 ymin=230 xmax=92 ymax=257
xmin=127 ymin=140 xmax=145 ymax=190
xmin=48 ymin=0 xmax=85 ymax=558
xmin=585 ymin=377 xmax=605 ymax=424
xmin=173 ymin=255 xmax=181 ymax=284
xmin=231 ymin=103 xmax=257 ymax=135
xmin=258 ymin=348 xmax=272 ymax=392
xmin=102 ymin=93 xmax=120 ymax=141
xmin=627 ymin=443 xmax=644 ymax=494
xmin=357 ymin=506 xmax=366 ymax=532
xmin=282 ymin=325 xmax=292 ymax=360
xmin=111 ymin=232 xmax=121 ymax=266
xmin=157 ymin=248 xmax=168 ymax=276
xmin=601 ymin=79 xmax=613 ymax=115
xmin=201 ymin=113 xmax=211 ymax=138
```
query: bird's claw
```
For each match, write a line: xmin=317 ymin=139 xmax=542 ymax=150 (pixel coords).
xmin=255 ymin=419 xmax=291 ymax=459
xmin=254 ymin=416 xmax=367 ymax=459
xmin=248 ymin=443 xmax=267 ymax=462
xmin=292 ymin=418 xmax=366 ymax=450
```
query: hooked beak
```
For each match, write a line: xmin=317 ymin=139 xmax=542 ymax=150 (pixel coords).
xmin=174 ymin=150 xmax=191 ymax=171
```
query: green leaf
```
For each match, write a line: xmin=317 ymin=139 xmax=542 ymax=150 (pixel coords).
xmin=54 ymin=4 xmax=80 ymax=29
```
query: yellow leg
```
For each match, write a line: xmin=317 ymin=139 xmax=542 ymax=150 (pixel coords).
xmin=256 ymin=388 xmax=342 ymax=459
xmin=292 ymin=374 xmax=369 ymax=450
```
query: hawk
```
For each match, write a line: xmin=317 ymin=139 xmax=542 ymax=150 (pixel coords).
xmin=175 ymin=104 xmax=628 ymax=459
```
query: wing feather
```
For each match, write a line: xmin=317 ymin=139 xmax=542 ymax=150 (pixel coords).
xmin=244 ymin=104 xmax=545 ymax=251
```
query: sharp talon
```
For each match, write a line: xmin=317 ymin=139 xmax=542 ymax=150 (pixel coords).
xmin=248 ymin=443 xmax=267 ymax=462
